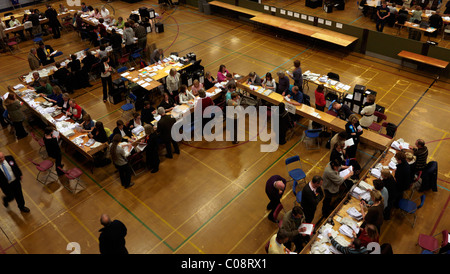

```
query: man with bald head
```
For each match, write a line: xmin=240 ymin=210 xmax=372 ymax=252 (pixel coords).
xmin=0 ymin=152 xmax=30 ymax=213
xmin=98 ymin=214 xmax=128 ymax=254
xmin=265 ymin=175 xmax=286 ymax=223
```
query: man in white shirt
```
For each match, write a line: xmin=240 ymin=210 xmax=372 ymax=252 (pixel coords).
xmin=0 ymin=152 xmax=30 ymax=213
xmin=268 ymin=230 xmax=291 ymax=254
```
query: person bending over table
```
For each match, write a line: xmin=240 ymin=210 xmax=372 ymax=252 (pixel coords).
xmin=286 ymin=85 xmax=303 ymax=106
xmin=127 ymin=112 xmax=143 ymax=130
xmin=178 ymin=85 xmax=195 ymax=104
xmin=141 ymin=101 xmax=156 ymax=125
xmin=265 ymin=175 xmax=286 ymax=223
xmin=150 ymin=48 xmax=164 ymax=64
xmin=66 ymin=99 xmax=83 ymax=122
xmin=113 ymin=120 xmax=133 ymax=142
xmin=330 ymin=101 xmax=353 ymax=121
xmin=246 ymin=71 xmax=262 ymax=86
xmin=262 ymin=72 xmax=276 ymax=92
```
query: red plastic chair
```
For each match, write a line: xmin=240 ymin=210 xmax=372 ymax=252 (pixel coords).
xmin=326 ymin=109 xmax=337 ymax=117
xmin=58 ymin=167 xmax=85 ymax=194
xmin=418 ymin=230 xmax=449 ymax=253
xmin=369 ymin=111 xmax=387 ymax=132
xmin=272 ymin=203 xmax=285 ymax=228
xmin=30 ymin=131 xmax=47 ymax=159
xmin=7 ymin=37 xmax=19 ymax=53
xmin=118 ymin=53 xmax=130 ymax=67
xmin=30 ymin=159 xmax=57 ymax=185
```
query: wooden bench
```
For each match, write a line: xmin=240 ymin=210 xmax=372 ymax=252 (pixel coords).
xmin=208 ymin=1 xmax=262 ymax=17
xmin=398 ymin=50 xmax=449 ymax=69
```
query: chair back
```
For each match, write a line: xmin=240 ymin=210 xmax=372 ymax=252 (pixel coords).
xmin=417 ymin=195 xmax=426 ymax=210
xmin=285 ymin=155 xmax=300 ymax=166
xmin=442 ymin=230 xmax=449 ymax=247
xmin=374 ymin=111 xmax=387 ymax=120
xmin=117 ymin=66 xmax=128 ymax=73
xmin=128 ymin=93 xmax=137 ymax=102
xmin=272 ymin=203 xmax=283 ymax=221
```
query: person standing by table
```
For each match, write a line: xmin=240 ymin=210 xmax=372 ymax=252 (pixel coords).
xmin=268 ymin=229 xmax=291 ymax=254
xmin=288 ymin=60 xmax=303 ymax=92
xmin=143 ymin=124 xmax=159 ymax=173
xmin=376 ymin=2 xmax=390 ymax=32
xmin=100 ymin=56 xmax=114 ymax=103
xmin=359 ymin=94 xmax=376 ymax=129
xmin=314 ymin=84 xmax=326 ymax=111
xmin=98 ymin=214 xmax=128 ymax=254
xmin=345 ymin=114 xmax=363 ymax=159
xmin=156 ymin=107 xmax=180 ymax=159
xmin=277 ymin=71 xmax=290 ymax=95
xmin=0 ymin=152 xmax=30 ymax=213
xmin=166 ymin=68 xmax=181 ymax=99
xmin=265 ymin=175 xmax=286 ymax=223
xmin=28 ymin=48 xmax=41 ymax=71
xmin=4 ymin=93 xmax=28 ymax=139
xmin=45 ymin=4 xmax=61 ymax=39
xmin=301 ymin=175 xmax=324 ymax=224
xmin=43 ymin=127 xmax=65 ymax=176
xmin=109 ymin=134 xmax=134 ymax=189
xmin=36 ymin=41 xmax=55 ymax=66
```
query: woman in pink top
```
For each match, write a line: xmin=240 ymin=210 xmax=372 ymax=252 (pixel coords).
xmin=314 ymin=84 xmax=326 ymax=111
xmin=191 ymin=79 xmax=203 ymax=96
xmin=217 ymin=64 xmax=229 ymax=82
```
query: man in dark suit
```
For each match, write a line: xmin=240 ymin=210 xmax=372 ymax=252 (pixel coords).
xmin=301 ymin=175 xmax=324 ymax=223
xmin=44 ymin=4 xmax=61 ymax=39
xmin=53 ymin=62 xmax=72 ymax=93
xmin=36 ymin=41 xmax=55 ymax=66
xmin=0 ymin=152 xmax=30 ymax=213
xmin=98 ymin=214 xmax=128 ymax=254
xmin=265 ymin=175 xmax=286 ymax=223
xmin=156 ymin=107 xmax=179 ymax=158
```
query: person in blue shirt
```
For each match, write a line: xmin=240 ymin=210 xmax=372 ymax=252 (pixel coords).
xmin=287 ymin=86 xmax=303 ymax=106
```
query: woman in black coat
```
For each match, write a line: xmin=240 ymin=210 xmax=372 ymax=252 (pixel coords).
xmin=43 ymin=127 xmax=65 ymax=175
xmin=345 ymin=114 xmax=363 ymax=159
xmin=394 ymin=151 xmax=412 ymax=205
xmin=277 ymin=102 xmax=291 ymax=145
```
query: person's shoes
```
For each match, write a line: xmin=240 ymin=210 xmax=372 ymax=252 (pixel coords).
xmin=19 ymin=207 xmax=30 ymax=213
xmin=232 ymin=141 xmax=239 ymax=144
xmin=125 ymin=182 xmax=135 ymax=189
xmin=151 ymin=168 xmax=159 ymax=173
xmin=165 ymin=154 xmax=173 ymax=159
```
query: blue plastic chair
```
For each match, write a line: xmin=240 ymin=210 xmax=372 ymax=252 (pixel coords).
xmin=121 ymin=93 xmax=137 ymax=117
xmin=53 ymin=51 xmax=63 ymax=57
xmin=32 ymin=33 xmax=43 ymax=44
xmin=303 ymin=128 xmax=322 ymax=149
xmin=398 ymin=195 xmax=425 ymax=228
xmin=117 ymin=66 xmax=129 ymax=83
xmin=292 ymin=180 xmax=303 ymax=204
xmin=131 ymin=48 xmax=143 ymax=66
xmin=285 ymin=155 xmax=307 ymax=187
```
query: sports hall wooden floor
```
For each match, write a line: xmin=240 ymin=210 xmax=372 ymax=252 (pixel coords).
xmin=0 ymin=0 xmax=449 ymax=254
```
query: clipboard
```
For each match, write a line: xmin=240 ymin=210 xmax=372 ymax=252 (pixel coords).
xmin=299 ymin=223 xmax=315 ymax=235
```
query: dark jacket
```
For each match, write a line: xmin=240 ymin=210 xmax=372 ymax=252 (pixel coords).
xmin=141 ymin=107 xmax=155 ymax=125
xmin=395 ymin=161 xmax=412 ymax=192
xmin=301 ymin=182 xmax=324 ymax=222
xmin=113 ymin=126 xmax=132 ymax=142
xmin=265 ymin=175 xmax=286 ymax=202
xmin=44 ymin=8 xmax=59 ymax=24
xmin=98 ymin=220 xmax=128 ymax=254
xmin=36 ymin=45 xmax=55 ymax=66
xmin=157 ymin=115 xmax=176 ymax=142
xmin=0 ymin=156 xmax=22 ymax=186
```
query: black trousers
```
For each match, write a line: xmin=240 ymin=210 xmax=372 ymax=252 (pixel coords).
xmin=164 ymin=139 xmax=179 ymax=157
xmin=116 ymin=164 xmax=132 ymax=187
xmin=13 ymin=121 xmax=27 ymax=139
xmin=0 ymin=179 xmax=26 ymax=210
xmin=266 ymin=198 xmax=280 ymax=221
xmin=50 ymin=153 xmax=65 ymax=176
xmin=376 ymin=19 xmax=386 ymax=32
xmin=50 ymin=21 xmax=61 ymax=38
xmin=101 ymin=75 xmax=113 ymax=101
xmin=145 ymin=149 xmax=160 ymax=170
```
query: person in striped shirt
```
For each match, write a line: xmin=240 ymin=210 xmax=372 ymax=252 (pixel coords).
xmin=412 ymin=139 xmax=428 ymax=172
xmin=328 ymin=233 xmax=369 ymax=254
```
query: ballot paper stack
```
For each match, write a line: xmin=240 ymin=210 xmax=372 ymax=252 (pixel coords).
xmin=358 ymin=180 xmax=374 ymax=191
xmin=334 ymin=235 xmax=351 ymax=247
xmin=56 ymin=121 xmax=76 ymax=137
xmin=339 ymin=224 xmax=355 ymax=238
xmin=346 ymin=207 xmax=363 ymax=221
xmin=339 ymin=217 xmax=359 ymax=231
xmin=350 ymin=186 xmax=371 ymax=201
xmin=131 ymin=125 xmax=145 ymax=137
xmin=391 ymin=138 xmax=410 ymax=150
xmin=310 ymin=242 xmax=331 ymax=254
xmin=389 ymin=156 xmax=398 ymax=170
xmin=84 ymin=138 xmax=95 ymax=147
xmin=370 ymin=163 xmax=384 ymax=178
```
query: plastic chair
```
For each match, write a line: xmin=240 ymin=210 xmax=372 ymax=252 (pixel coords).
xmin=30 ymin=159 xmax=58 ymax=185
xmin=30 ymin=131 xmax=47 ymax=159
xmin=131 ymin=48 xmax=143 ymax=66
xmin=368 ymin=111 xmax=387 ymax=132
xmin=121 ymin=93 xmax=137 ymax=117
xmin=58 ymin=166 xmax=85 ymax=194
xmin=272 ymin=203 xmax=284 ymax=228
xmin=117 ymin=66 xmax=129 ymax=82
xmin=397 ymin=195 xmax=425 ymax=228
xmin=53 ymin=51 xmax=63 ymax=57
xmin=7 ymin=37 xmax=19 ymax=53
xmin=303 ymin=128 xmax=322 ymax=149
xmin=292 ymin=180 xmax=303 ymax=204
xmin=418 ymin=230 xmax=449 ymax=253
xmin=118 ymin=53 xmax=130 ymax=67
xmin=88 ymin=61 xmax=101 ymax=81
xmin=285 ymin=155 xmax=307 ymax=187
xmin=32 ymin=33 xmax=43 ymax=44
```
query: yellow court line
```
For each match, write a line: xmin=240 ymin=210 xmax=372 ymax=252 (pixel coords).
xmin=386 ymin=110 xmax=450 ymax=135
xmin=182 ymin=149 xmax=234 ymax=183
xmin=0 ymin=215 xmax=28 ymax=254
xmin=429 ymin=132 xmax=447 ymax=161
xmin=124 ymin=190 xmax=205 ymax=254
xmin=6 ymin=146 xmax=100 ymax=245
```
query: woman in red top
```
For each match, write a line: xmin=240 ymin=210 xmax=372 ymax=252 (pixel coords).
xmin=314 ymin=84 xmax=326 ymax=111
xmin=354 ymin=224 xmax=379 ymax=248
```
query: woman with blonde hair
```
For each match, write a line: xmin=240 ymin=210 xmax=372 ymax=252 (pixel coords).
xmin=360 ymin=189 xmax=384 ymax=233
xmin=360 ymin=94 xmax=376 ymax=128
xmin=354 ymin=224 xmax=379 ymax=248
xmin=166 ymin=68 xmax=180 ymax=98
xmin=345 ymin=114 xmax=363 ymax=159
xmin=110 ymin=134 xmax=133 ymax=188
xmin=191 ymin=79 xmax=203 ymax=96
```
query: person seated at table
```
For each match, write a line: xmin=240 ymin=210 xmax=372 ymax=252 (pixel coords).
xmin=158 ymin=92 xmax=176 ymax=113
xmin=246 ymin=71 xmax=262 ymax=86
xmin=409 ymin=6 xmax=422 ymax=22
xmin=380 ymin=168 xmax=397 ymax=220
xmin=81 ymin=2 xmax=89 ymax=13
xmin=88 ymin=121 xmax=109 ymax=143
xmin=359 ymin=94 xmax=376 ymax=129
xmin=262 ymin=72 xmax=276 ymax=92
xmin=68 ymin=54 xmax=92 ymax=89
xmin=35 ymin=78 xmax=53 ymax=96
xmin=329 ymin=131 xmax=347 ymax=152
xmin=30 ymin=71 xmax=42 ymax=88
xmin=166 ymin=68 xmax=181 ymax=99
xmin=396 ymin=6 xmax=409 ymax=24
xmin=150 ymin=48 xmax=164 ymax=64
xmin=56 ymin=93 xmax=71 ymax=112
xmin=100 ymin=6 xmax=110 ymax=20
xmin=59 ymin=3 xmax=68 ymax=13
xmin=354 ymin=224 xmax=379 ymax=249
xmin=53 ymin=62 xmax=73 ymax=93
xmin=128 ymin=112 xmax=143 ymax=130
xmin=427 ymin=11 xmax=443 ymax=38
xmin=204 ymin=71 xmax=217 ymax=90
xmin=330 ymin=101 xmax=353 ymax=121
xmin=36 ymin=41 xmax=55 ymax=66
xmin=276 ymin=71 xmax=291 ymax=96
xmin=314 ymin=84 xmax=326 ymax=111
xmin=97 ymin=45 xmax=108 ymax=59
xmin=327 ymin=233 xmax=368 ymax=254
xmin=80 ymin=114 xmax=95 ymax=133
xmin=92 ymin=8 xmax=101 ymax=19
xmin=113 ymin=119 xmax=133 ymax=142
xmin=115 ymin=16 xmax=125 ymax=29
xmin=8 ymin=16 xmax=25 ymax=40
xmin=66 ymin=99 xmax=83 ymax=122
xmin=82 ymin=50 xmax=99 ymax=74
xmin=286 ymin=86 xmax=303 ymax=106
xmin=190 ymin=80 xmax=203 ymax=96
xmin=330 ymin=142 xmax=361 ymax=179
xmin=141 ymin=101 xmax=156 ymax=125
xmin=359 ymin=190 xmax=384 ymax=233
xmin=178 ymin=85 xmax=195 ymax=104
xmin=225 ymin=83 xmax=237 ymax=103
xmin=225 ymin=72 xmax=236 ymax=90
xmin=217 ymin=64 xmax=229 ymax=82
xmin=268 ymin=229 xmax=291 ymax=254
xmin=46 ymin=85 xmax=63 ymax=105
